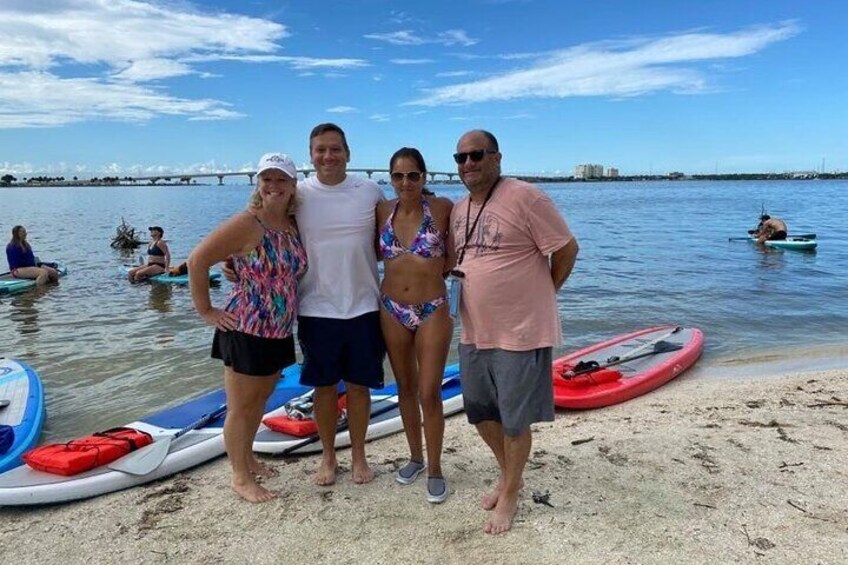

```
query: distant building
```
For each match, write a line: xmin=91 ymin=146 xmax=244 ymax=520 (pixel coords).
xmin=606 ymin=168 xmax=619 ymax=178
xmin=574 ymin=164 xmax=604 ymax=179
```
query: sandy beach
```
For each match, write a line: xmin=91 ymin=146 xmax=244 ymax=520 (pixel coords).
xmin=2 ymin=368 xmax=846 ymax=565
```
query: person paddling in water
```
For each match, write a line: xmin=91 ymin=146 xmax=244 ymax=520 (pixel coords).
xmin=189 ymin=153 xmax=307 ymax=503
xmin=753 ymin=214 xmax=788 ymax=244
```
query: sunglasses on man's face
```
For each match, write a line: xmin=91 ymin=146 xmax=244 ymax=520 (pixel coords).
xmin=390 ymin=171 xmax=423 ymax=182
xmin=453 ymin=149 xmax=497 ymax=165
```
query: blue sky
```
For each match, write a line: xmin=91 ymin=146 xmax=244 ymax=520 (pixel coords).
xmin=0 ymin=0 xmax=845 ymax=178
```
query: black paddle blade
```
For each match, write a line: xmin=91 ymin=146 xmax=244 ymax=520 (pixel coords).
xmin=653 ymin=340 xmax=683 ymax=354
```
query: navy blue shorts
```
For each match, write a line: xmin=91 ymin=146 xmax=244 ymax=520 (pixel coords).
xmin=298 ymin=312 xmax=385 ymax=389
xmin=212 ymin=330 xmax=295 ymax=377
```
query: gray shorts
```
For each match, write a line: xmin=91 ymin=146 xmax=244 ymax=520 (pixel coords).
xmin=458 ymin=344 xmax=554 ymax=436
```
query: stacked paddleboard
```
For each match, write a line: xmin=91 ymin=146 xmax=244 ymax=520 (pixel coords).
xmin=0 ymin=359 xmax=46 ymax=474
xmin=553 ymin=326 xmax=703 ymax=409
xmin=0 ymin=366 xmax=310 ymax=506
xmin=0 ymin=265 xmax=68 ymax=296
xmin=253 ymin=364 xmax=464 ymax=455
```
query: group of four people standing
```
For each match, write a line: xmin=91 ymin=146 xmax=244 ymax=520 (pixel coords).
xmin=188 ymin=124 xmax=579 ymax=535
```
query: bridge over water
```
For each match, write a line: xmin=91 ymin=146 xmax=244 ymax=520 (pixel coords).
xmin=129 ymin=168 xmax=458 ymax=186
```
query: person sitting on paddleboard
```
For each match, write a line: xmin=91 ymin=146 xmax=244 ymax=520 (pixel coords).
xmin=5 ymin=225 xmax=60 ymax=286
xmin=127 ymin=226 xmax=170 ymax=282
xmin=754 ymin=215 xmax=788 ymax=243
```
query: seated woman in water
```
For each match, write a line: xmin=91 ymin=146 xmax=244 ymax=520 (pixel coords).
xmin=188 ymin=153 xmax=307 ymax=503
xmin=377 ymin=147 xmax=454 ymax=503
xmin=5 ymin=225 xmax=60 ymax=285
xmin=128 ymin=226 xmax=170 ymax=282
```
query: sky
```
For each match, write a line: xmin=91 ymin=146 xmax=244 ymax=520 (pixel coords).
xmin=0 ymin=0 xmax=846 ymax=179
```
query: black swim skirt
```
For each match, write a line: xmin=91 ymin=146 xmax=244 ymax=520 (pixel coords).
xmin=212 ymin=330 xmax=295 ymax=377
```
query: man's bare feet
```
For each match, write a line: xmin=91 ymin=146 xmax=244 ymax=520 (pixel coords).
xmin=231 ymin=476 xmax=278 ymax=503
xmin=248 ymin=457 xmax=278 ymax=478
xmin=314 ymin=455 xmax=338 ymax=486
xmin=481 ymin=478 xmax=524 ymax=510
xmin=351 ymin=459 xmax=374 ymax=484
xmin=484 ymin=492 xmax=519 ymax=534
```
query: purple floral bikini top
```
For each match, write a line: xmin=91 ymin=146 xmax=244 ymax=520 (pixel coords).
xmin=379 ymin=197 xmax=446 ymax=260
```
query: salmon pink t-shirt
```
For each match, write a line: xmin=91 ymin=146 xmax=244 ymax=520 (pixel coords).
xmin=450 ymin=178 xmax=574 ymax=351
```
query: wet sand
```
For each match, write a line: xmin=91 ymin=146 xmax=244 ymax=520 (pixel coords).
xmin=2 ymin=368 xmax=846 ymax=564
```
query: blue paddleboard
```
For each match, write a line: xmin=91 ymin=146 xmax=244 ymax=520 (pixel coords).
xmin=0 ymin=364 xmax=308 ymax=505
xmin=0 ymin=265 xmax=68 ymax=296
xmin=0 ymin=358 xmax=46 ymax=474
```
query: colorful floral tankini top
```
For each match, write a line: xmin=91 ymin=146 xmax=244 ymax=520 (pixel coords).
xmin=224 ymin=214 xmax=308 ymax=339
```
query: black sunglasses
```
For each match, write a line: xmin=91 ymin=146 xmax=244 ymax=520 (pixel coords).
xmin=453 ymin=149 xmax=497 ymax=164
xmin=390 ymin=171 xmax=423 ymax=182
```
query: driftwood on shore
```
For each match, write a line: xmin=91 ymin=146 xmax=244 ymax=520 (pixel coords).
xmin=110 ymin=218 xmax=143 ymax=249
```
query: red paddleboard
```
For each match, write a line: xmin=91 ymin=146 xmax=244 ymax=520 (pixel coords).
xmin=553 ymin=326 xmax=704 ymax=409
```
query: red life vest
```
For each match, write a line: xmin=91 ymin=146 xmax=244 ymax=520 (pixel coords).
xmin=262 ymin=396 xmax=347 ymax=437
xmin=22 ymin=427 xmax=153 ymax=476
xmin=554 ymin=365 xmax=623 ymax=388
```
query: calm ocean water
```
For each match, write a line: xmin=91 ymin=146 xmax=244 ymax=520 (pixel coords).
xmin=2 ymin=179 xmax=847 ymax=439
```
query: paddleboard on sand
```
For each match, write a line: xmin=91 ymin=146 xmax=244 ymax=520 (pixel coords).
xmin=253 ymin=364 xmax=464 ymax=455
xmin=0 ymin=265 xmax=68 ymax=296
xmin=120 ymin=265 xmax=220 ymax=285
xmin=0 ymin=359 xmax=46 ymax=474
xmin=0 ymin=365 xmax=310 ymax=506
xmin=553 ymin=326 xmax=704 ymax=409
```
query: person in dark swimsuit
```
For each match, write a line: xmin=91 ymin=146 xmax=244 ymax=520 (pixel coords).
xmin=127 ymin=226 xmax=170 ymax=282
xmin=376 ymin=147 xmax=454 ymax=503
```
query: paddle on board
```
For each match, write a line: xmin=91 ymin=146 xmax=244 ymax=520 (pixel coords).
xmin=563 ymin=328 xmax=684 ymax=378
xmin=108 ymin=404 xmax=227 ymax=476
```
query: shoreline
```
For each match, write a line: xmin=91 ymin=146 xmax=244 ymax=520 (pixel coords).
xmin=2 ymin=367 xmax=846 ymax=564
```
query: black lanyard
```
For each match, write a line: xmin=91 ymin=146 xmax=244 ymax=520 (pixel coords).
xmin=455 ymin=176 xmax=500 ymax=270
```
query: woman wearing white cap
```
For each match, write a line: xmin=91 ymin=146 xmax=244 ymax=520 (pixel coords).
xmin=188 ymin=152 xmax=307 ymax=503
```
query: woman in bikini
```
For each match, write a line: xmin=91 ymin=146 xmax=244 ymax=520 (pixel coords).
xmin=188 ymin=152 xmax=307 ymax=503
xmin=377 ymin=147 xmax=454 ymax=503
xmin=127 ymin=226 xmax=170 ymax=282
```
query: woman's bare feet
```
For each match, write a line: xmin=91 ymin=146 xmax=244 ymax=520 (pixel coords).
xmin=248 ymin=457 xmax=278 ymax=478
xmin=314 ymin=454 xmax=338 ymax=486
xmin=231 ymin=475 xmax=278 ymax=503
xmin=485 ymin=492 xmax=519 ymax=535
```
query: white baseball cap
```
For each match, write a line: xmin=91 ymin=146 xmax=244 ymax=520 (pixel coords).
xmin=256 ymin=153 xmax=297 ymax=179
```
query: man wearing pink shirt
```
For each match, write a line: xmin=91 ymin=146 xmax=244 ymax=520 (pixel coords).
xmin=449 ymin=130 xmax=579 ymax=535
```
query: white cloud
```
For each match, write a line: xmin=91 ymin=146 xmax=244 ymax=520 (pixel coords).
xmin=113 ymin=59 xmax=196 ymax=82
xmin=0 ymin=0 xmax=296 ymax=127
xmin=327 ymin=106 xmax=358 ymax=113
xmin=364 ymin=29 xmax=477 ymax=47
xmin=369 ymin=114 xmax=390 ymax=122
xmin=409 ymin=22 xmax=800 ymax=106
xmin=436 ymin=70 xmax=474 ymax=78
xmin=0 ymin=71 xmax=241 ymax=128
xmin=390 ymin=59 xmax=434 ymax=65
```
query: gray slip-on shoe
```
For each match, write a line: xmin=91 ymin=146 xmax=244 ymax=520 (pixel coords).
xmin=426 ymin=476 xmax=449 ymax=504
xmin=395 ymin=460 xmax=426 ymax=485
